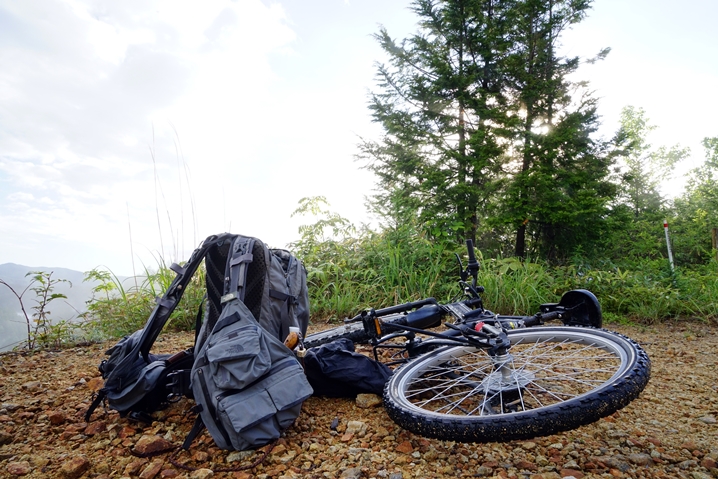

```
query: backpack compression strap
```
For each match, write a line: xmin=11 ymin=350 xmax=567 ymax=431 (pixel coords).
xmin=222 ymin=237 xmax=255 ymax=304
xmin=268 ymin=288 xmax=298 ymax=332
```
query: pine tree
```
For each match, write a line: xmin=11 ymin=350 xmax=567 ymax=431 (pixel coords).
xmin=499 ymin=0 xmax=619 ymax=261
xmin=361 ymin=0 xmax=618 ymax=261
xmin=360 ymin=0 xmax=517 ymax=244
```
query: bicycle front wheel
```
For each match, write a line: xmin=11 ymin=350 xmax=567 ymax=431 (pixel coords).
xmin=384 ymin=326 xmax=650 ymax=443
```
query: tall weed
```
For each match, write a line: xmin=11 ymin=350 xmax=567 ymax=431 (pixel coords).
xmin=81 ymin=260 xmax=204 ymax=340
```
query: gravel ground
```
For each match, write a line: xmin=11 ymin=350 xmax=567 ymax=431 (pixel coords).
xmin=1 ymin=321 xmax=717 ymax=479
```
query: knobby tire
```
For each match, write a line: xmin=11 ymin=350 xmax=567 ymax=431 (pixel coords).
xmin=383 ymin=326 xmax=650 ymax=443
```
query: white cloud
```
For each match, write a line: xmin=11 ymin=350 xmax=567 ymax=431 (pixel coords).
xmin=0 ymin=0 xmax=307 ymax=274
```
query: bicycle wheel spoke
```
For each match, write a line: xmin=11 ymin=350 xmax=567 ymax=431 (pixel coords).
xmin=397 ymin=330 xmax=628 ymax=417
xmin=385 ymin=327 xmax=648 ymax=443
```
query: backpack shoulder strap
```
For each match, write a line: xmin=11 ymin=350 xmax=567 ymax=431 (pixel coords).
xmin=137 ymin=233 xmax=235 ymax=362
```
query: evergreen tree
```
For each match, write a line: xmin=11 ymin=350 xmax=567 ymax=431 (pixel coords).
xmin=359 ymin=0 xmax=517 ymax=244
xmin=361 ymin=0 xmax=618 ymax=262
xmin=499 ymin=0 xmax=618 ymax=261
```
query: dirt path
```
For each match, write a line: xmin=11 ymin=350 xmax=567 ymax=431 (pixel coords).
xmin=1 ymin=322 xmax=717 ymax=479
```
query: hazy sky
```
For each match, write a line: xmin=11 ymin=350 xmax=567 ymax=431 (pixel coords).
xmin=1 ymin=0 xmax=716 ymax=277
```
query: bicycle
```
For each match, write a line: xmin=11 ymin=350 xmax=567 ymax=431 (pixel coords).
xmin=303 ymin=240 xmax=650 ymax=443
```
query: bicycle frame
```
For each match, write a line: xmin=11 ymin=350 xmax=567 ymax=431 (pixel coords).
xmin=344 ymin=240 xmax=602 ymax=364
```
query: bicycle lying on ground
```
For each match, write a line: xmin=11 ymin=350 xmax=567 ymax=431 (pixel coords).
xmin=303 ymin=240 xmax=651 ymax=443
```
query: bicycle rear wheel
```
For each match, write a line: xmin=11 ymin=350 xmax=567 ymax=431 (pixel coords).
xmin=384 ymin=326 xmax=650 ymax=443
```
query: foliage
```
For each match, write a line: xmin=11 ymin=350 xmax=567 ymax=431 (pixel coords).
xmin=499 ymin=0 xmax=618 ymax=262
xmin=291 ymin=197 xmax=718 ymax=325
xmin=360 ymin=0 xmax=519 ymax=245
xmin=671 ymin=137 xmax=718 ymax=265
xmin=0 ymin=271 xmax=78 ymax=349
xmin=360 ymin=0 xmax=621 ymax=263
xmin=290 ymin=197 xmax=457 ymax=319
xmin=612 ymin=106 xmax=688 ymax=218
xmin=80 ymin=260 xmax=205 ymax=340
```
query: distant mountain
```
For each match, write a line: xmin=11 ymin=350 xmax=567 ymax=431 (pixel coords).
xmin=0 ymin=263 xmax=101 ymax=351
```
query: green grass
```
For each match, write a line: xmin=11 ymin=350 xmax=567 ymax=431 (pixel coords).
xmin=77 ymin=203 xmax=718 ymax=342
xmin=80 ymin=259 xmax=205 ymax=340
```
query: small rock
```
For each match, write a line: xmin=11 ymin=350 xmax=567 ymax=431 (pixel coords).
xmin=84 ymin=421 xmax=107 ymax=436
xmin=139 ymin=460 xmax=164 ymax=479
xmin=21 ymin=381 xmax=42 ymax=392
xmin=118 ymin=425 xmax=138 ymax=439
xmin=690 ymin=472 xmax=712 ymax=479
xmin=1 ymin=403 xmax=21 ymax=412
xmin=341 ymin=467 xmax=363 ymax=479
xmin=160 ymin=470 xmax=179 ymax=478
xmin=560 ymin=469 xmax=584 ymax=479
xmin=628 ymin=453 xmax=654 ymax=466
xmin=86 ymin=377 xmax=104 ymax=391
xmin=227 ymin=450 xmax=255 ymax=463
xmin=515 ymin=459 xmax=538 ymax=471
xmin=0 ymin=431 xmax=13 ymax=445
xmin=536 ymin=455 xmax=549 ymax=467
xmin=345 ymin=421 xmax=367 ymax=435
xmin=522 ymin=441 xmax=537 ymax=450
xmin=700 ymin=457 xmax=717 ymax=469
xmin=598 ymin=455 xmax=631 ymax=472
xmin=133 ymin=435 xmax=174 ymax=456
xmin=681 ymin=440 xmax=699 ymax=451
xmin=190 ymin=469 xmax=213 ymax=479
xmin=59 ymin=455 xmax=90 ymax=479
xmin=475 ymin=465 xmax=493 ymax=476
xmin=396 ymin=441 xmax=413 ymax=454
xmin=48 ymin=411 xmax=66 ymax=425
xmin=356 ymin=394 xmax=383 ymax=408
xmin=646 ymin=436 xmax=662 ymax=446
xmin=191 ymin=451 xmax=209 ymax=462
xmin=698 ymin=415 xmax=717 ymax=424
xmin=125 ymin=459 xmax=149 ymax=475
xmin=389 ymin=473 xmax=403 ymax=479
xmin=29 ymin=455 xmax=49 ymax=468
xmin=563 ymin=460 xmax=580 ymax=469
xmin=423 ymin=448 xmax=438 ymax=461
xmin=678 ymin=459 xmax=698 ymax=470
xmin=6 ymin=461 xmax=31 ymax=476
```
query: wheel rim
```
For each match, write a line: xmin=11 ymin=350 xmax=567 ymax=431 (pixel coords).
xmin=391 ymin=328 xmax=634 ymax=419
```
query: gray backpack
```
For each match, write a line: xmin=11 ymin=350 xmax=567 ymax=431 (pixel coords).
xmin=191 ymin=298 xmax=312 ymax=450
xmin=86 ymin=233 xmax=313 ymax=451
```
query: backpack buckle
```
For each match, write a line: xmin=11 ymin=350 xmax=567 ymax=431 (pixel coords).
xmin=166 ymin=369 xmax=192 ymax=401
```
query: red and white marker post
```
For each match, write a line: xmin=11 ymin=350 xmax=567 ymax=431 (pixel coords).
xmin=663 ymin=220 xmax=675 ymax=272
